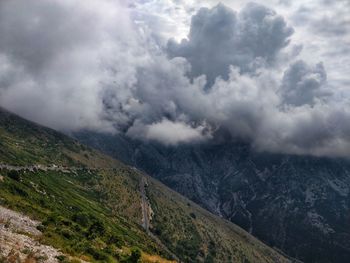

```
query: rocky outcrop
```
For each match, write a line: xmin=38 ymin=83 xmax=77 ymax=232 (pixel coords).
xmin=0 ymin=206 xmax=61 ymax=263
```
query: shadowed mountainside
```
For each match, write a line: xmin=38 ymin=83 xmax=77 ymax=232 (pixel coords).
xmin=0 ymin=107 xmax=291 ymax=263
xmin=76 ymin=131 xmax=350 ymax=263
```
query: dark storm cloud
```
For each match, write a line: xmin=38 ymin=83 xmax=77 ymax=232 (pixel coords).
xmin=280 ymin=60 xmax=330 ymax=106
xmin=167 ymin=3 xmax=293 ymax=86
xmin=0 ymin=1 xmax=350 ymax=157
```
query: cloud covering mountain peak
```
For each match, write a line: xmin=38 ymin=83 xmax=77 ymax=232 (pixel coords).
xmin=0 ymin=0 xmax=349 ymax=157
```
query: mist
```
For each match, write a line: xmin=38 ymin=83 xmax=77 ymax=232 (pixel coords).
xmin=0 ymin=0 xmax=349 ymax=158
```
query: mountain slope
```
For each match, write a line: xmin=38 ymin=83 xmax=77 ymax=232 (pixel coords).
xmin=76 ymin=132 xmax=350 ymax=263
xmin=0 ymin=107 xmax=290 ymax=263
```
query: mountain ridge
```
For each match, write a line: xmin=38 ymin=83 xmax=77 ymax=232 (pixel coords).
xmin=0 ymin=107 xmax=291 ymax=262
xmin=75 ymin=131 xmax=350 ymax=263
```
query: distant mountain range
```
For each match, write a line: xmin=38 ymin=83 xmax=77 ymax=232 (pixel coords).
xmin=76 ymin=131 xmax=350 ymax=263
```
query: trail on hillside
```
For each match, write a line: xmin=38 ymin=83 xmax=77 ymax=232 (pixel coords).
xmin=140 ymin=176 xmax=151 ymax=232
xmin=137 ymin=171 xmax=181 ymax=262
xmin=0 ymin=163 xmax=181 ymax=262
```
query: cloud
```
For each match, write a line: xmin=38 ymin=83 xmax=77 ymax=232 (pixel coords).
xmin=280 ymin=60 xmax=330 ymax=106
xmin=0 ymin=0 xmax=142 ymax=132
xmin=289 ymin=0 xmax=350 ymax=92
xmin=292 ymin=1 xmax=349 ymax=38
xmin=167 ymin=3 xmax=293 ymax=86
xmin=255 ymin=104 xmax=350 ymax=157
xmin=127 ymin=118 xmax=211 ymax=145
xmin=0 ymin=1 xmax=350 ymax=158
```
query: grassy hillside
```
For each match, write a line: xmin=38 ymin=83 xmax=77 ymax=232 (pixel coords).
xmin=146 ymin=176 xmax=292 ymax=263
xmin=0 ymin=107 xmax=119 ymax=167
xmin=0 ymin=107 xmax=291 ymax=263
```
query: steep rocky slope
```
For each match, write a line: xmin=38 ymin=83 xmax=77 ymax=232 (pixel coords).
xmin=76 ymin=132 xmax=350 ymax=263
xmin=0 ymin=205 xmax=63 ymax=263
xmin=0 ymin=107 xmax=290 ymax=263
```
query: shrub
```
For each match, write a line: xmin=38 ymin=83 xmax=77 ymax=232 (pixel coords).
xmin=107 ymin=233 xmax=123 ymax=247
xmin=122 ymin=248 xmax=141 ymax=263
xmin=9 ymin=184 xmax=28 ymax=197
xmin=7 ymin=170 xmax=20 ymax=181
xmin=60 ymin=228 xmax=74 ymax=239
xmin=86 ymin=246 xmax=109 ymax=261
xmin=72 ymin=212 xmax=90 ymax=227
xmin=36 ymin=224 xmax=45 ymax=232
xmin=43 ymin=213 xmax=59 ymax=225
xmin=55 ymin=255 xmax=68 ymax=262
xmin=190 ymin=212 xmax=196 ymax=219
xmin=87 ymin=220 xmax=106 ymax=239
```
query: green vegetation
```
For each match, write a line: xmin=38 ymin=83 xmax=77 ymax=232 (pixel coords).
xmin=0 ymin=168 xmax=164 ymax=262
xmin=0 ymin=107 xmax=290 ymax=262
xmin=0 ymin=107 xmax=119 ymax=167
xmin=145 ymin=178 xmax=291 ymax=263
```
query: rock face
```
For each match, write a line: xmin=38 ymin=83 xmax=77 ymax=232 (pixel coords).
xmin=76 ymin=132 xmax=350 ymax=263
xmin=0 ymin=206 xmax=62 ymax=263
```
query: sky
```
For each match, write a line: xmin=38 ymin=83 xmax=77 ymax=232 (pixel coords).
xmin=0 ymin=0 xmax=349 ymax=157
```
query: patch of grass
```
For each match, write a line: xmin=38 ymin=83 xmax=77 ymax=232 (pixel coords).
xmin=0 ymin=169 xmax=166 ymax=262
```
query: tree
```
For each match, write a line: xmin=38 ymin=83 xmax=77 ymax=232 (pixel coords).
xmin=128 ymin=248 xmax=141 ymax=263
xmin=7 ymin=170 xmax=20 ymax=181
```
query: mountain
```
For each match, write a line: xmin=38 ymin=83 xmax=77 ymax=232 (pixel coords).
xmin=76 ymin=132 xmax=350 ymax=263
xmin=0 ymin=107 xmax=291 ymax=263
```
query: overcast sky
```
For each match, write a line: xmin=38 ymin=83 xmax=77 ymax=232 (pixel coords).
xmin=0 ymin=0 xmax=349 ymax=157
